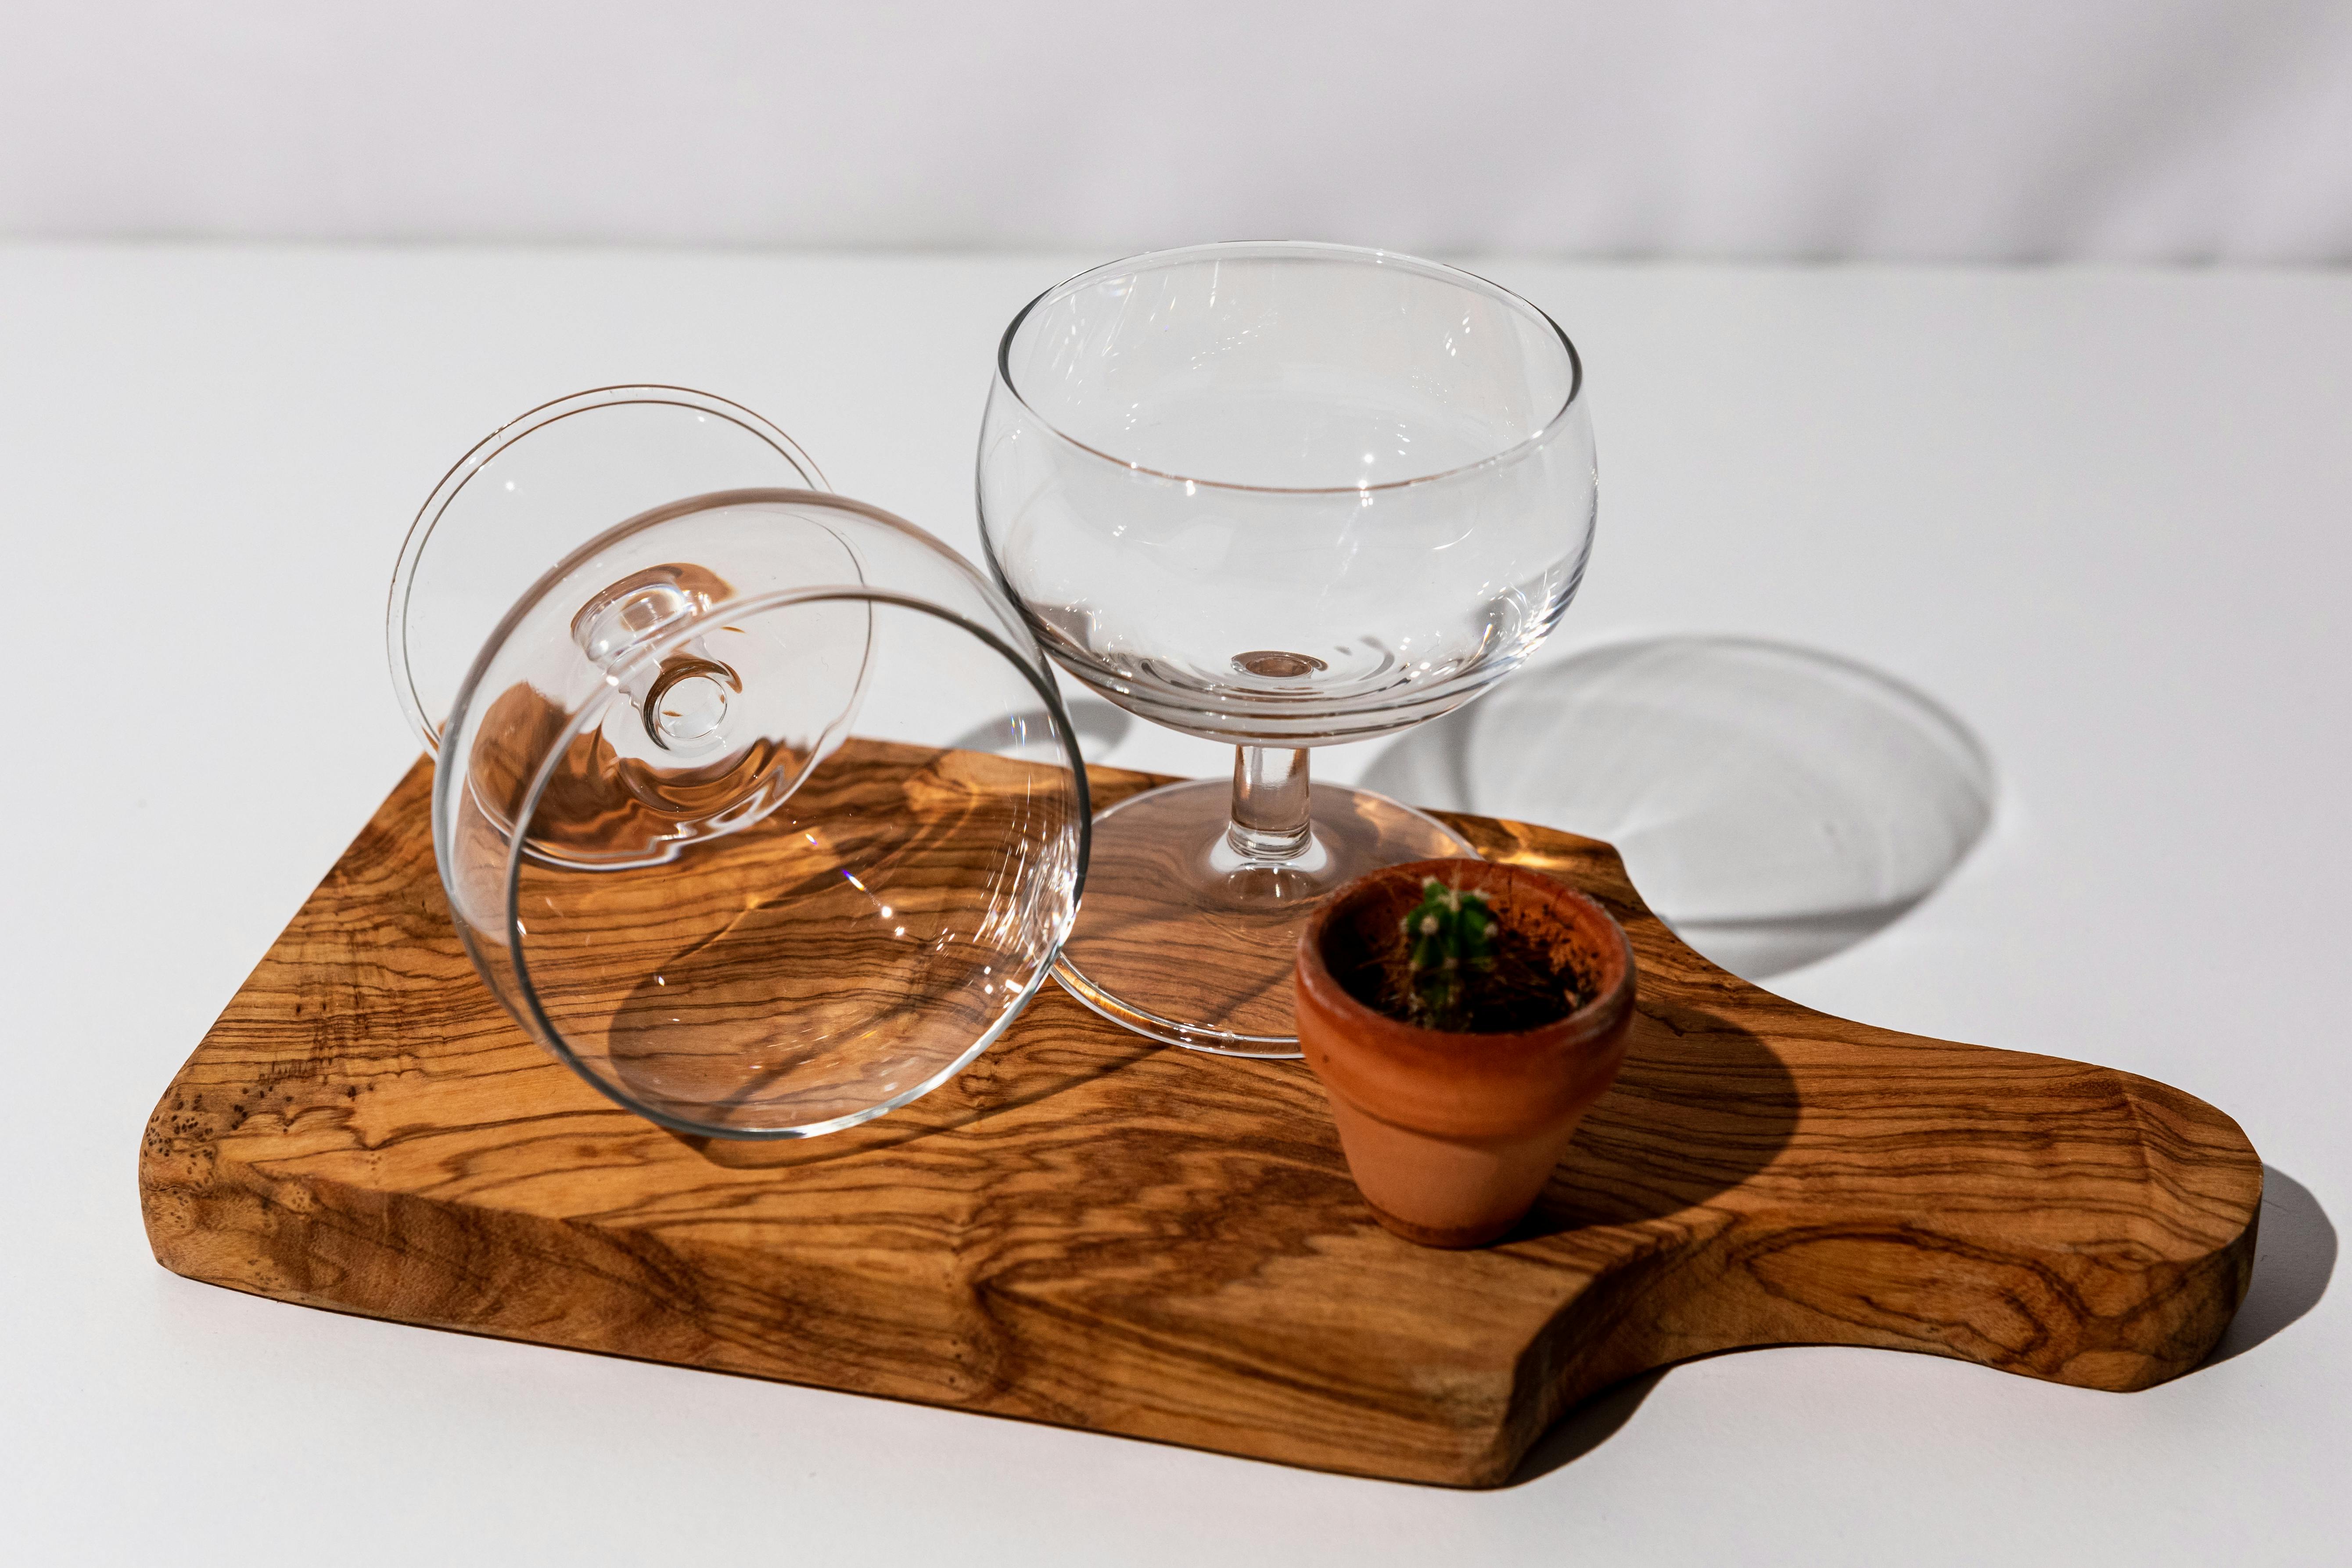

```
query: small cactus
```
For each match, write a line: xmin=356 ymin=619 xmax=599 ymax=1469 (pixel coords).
xmin=1400 ymin=877 xmax=1497 ymax=1030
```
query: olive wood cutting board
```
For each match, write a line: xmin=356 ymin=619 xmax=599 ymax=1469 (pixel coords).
xmin=140 ymin=755 xmax=2262 ymax=1488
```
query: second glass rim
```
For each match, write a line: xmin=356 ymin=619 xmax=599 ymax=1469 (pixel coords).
xmin=991 ymin=239 xmax=1586 ymax=498
xmin=386 ymin=384 xmax=831 ymax=756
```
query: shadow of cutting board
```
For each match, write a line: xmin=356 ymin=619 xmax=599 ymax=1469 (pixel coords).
xmin=139 ymin=755 xmax=2261 ymax=1488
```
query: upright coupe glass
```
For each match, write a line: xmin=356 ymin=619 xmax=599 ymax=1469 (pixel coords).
xmin=979 ymin=243 xmax=1597 ymax=1055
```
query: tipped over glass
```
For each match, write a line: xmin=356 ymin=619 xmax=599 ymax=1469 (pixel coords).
xmin=389 ymin=389 xmax=1090 ymax=1138
xmin=977 ymin=243 xmax=1598 ymax=1055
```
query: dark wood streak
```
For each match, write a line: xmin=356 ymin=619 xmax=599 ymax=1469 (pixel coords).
xmin=140 ymin=751 xmax=2262 ymax=1487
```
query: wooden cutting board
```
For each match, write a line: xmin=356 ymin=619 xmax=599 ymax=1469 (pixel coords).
xmin=139 ymin=756 xmax=2261 ymax=1488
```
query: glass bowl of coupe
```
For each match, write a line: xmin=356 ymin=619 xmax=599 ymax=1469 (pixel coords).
xmin=389 ymin=387 xmax=1088 ymax=1138
xmin=977 ymin=244 xmax=1596 ymax=1055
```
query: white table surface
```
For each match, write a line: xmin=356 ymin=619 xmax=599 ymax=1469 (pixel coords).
xmin=2 ymin=244 xmax=2344 ymax=1565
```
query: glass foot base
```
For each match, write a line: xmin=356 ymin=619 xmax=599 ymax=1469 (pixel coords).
xmin=1052 ymin=778 xmax=1478 ymax=1057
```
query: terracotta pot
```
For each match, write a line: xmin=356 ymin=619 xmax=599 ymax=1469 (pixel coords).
xmin=1296 ymin=858 xmax=1638 ymax=1249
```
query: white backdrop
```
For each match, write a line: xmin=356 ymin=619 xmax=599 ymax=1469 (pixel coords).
xmin=6 ymin=0 xmax=2348 ymax=261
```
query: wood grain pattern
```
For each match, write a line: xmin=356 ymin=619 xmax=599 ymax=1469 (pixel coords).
xmin=140 ymin=755 xmax=2262 ymax=1487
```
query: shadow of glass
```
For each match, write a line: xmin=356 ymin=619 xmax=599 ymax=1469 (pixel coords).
xmin=1363 ymin=635 xmax=1996 ymax=980
xmin=2201 ymin=1165 xmax=2336 ymax=1367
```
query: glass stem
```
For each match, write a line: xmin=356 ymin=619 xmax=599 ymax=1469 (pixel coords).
xmin=1228 ymin=746 xmax=1312 ymax=861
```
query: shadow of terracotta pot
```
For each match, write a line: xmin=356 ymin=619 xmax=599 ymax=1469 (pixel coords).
xmin=1296 ymin=858 xmax=1638 ymax=1248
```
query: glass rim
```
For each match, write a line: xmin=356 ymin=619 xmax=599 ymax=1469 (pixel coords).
xmin=386 ymin=384 xmax=828 ymax=754
xmin=992 ymin=240 xmax=1586 ymax=497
